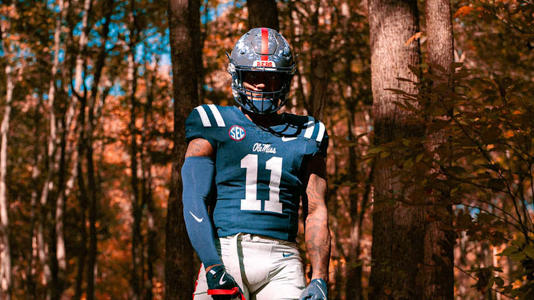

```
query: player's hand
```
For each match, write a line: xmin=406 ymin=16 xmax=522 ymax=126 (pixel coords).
xmin=206 ymin=265 xmax=245 ymax=300
xmin=299 ymin=278 xmax=328 ymax=300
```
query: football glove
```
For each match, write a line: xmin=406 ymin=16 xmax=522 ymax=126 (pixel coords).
xmin=299 ymin=278 xmax=328 ymax=300
xmin=206 ymin=265 xmax=245 ymax=300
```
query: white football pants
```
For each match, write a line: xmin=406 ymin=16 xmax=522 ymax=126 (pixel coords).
xmin=193 ymin=233 xmax=306 ymax=300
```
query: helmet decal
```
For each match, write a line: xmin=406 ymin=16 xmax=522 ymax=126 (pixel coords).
xmin=261 ymin=27 xmax=269 ymax=60
xmin=252 ymin=60 xmax=276 ymax=69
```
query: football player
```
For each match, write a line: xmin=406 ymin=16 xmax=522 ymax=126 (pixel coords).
xmin=182 ymin=27 xmax=330 ymax=300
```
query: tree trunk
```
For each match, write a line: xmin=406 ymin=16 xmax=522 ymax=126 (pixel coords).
xmin=143 ymin=58 xmax=157 ymax=300
xmin=246 ymin=0 xmax=279 ymax=31
xmin=0 ymin=19 xmax=15 ymax=300
xmin=85 ymin=106 xmax=98 ymax=300
xmin=53 ymin=2 xmax=75 ymax=292
xmin=286 ymin=1 xmax=306 ymax=113
xmin=28 ymin=117 xmax=42 ymax=298
xmin=368 ymin=1 xmax=425 ymax=299
xmin=72 ymin=1 xmax=93 ymax=298
xmin=423 ymin=0 xmax=455 ymax=299
xmin=45 ymin=1 xmax=67 ymax=297
xmin=127 ymin=5 xmax=142 ymax=296
xmin=308 ymin=2 xmax=330 ymax=119
xmin=85 ymin=2 xmax=114 ymax=299
xmin=74 ymin=0 xmax=93 ymax=94
xmin=166 ymin=0 xmax=200 ymax=299
xmin=344 ymin=97 xmax=362 ymax=300
xmin=342 ymin=5 xmax=368 ymax=297
xmin=74 ymin=96 xmax=88 ymax=300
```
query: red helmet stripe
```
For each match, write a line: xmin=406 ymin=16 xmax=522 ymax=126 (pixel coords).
xmin=261 ymin=28 xmax=269 ymax=61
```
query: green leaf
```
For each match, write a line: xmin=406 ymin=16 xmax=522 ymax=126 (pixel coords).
xmin=510 ymin=251 xmax=526 ymax=262
xmin=494 ymin=276 xmax=504 ymax=288
xmin=447 ymin=166 xmax=466 ymax=174
xmin=498 ymin=246 xmax=517 ymax=257
xmin=415 ymin=153 xmax=424 ymax=163
xmin=403 ymin=159 xmax=413 ymax=169
xmin=367 ymin=146 xmax=384 ymax=154
xmin=524 ymin=244 xmax=534 ymax=259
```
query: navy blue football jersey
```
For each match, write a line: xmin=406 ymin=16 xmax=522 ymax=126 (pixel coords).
xmin=185 ymin=104 xmax=328 ymax=242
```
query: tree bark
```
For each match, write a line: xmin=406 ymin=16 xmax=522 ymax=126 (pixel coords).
xmin=84 ymin=2 xmax=114 ymax=299
xmin=308 ymin=2 xmax=330 ymax=119
xmin=341 ymin=4 xmax=369 ymax=297
xmin=127 ymin=3 xmax=143 ymax=296
xmin=166 ymin=0 xmax=200 ymax=299
xmin=143 ymin=58 xmax=157 ymax=300
xmin=246 ymin=0 xmax=279 ymax=31
xmin=368 ymin=1 xmax=425 ymax=299
xmin=45 ymin=1 xmax=67 ymax=297
xmin=53 ymin=2 xmax=74 ymax=291
xmin=423 ymin=0 xmax=455 ymax=298
xmin=28 ymin=111 xmax=42 ymax=298
xmin=74 ymin=93 xmax=88 ymax=300
xmin=0 ymin=18 xmax=15 ymax=300
xmin=72 ymin=1 xmax=93 ymax=298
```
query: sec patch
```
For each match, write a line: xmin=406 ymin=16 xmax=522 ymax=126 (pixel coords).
xmin=229 ymin=125 xmax=246 ymax=141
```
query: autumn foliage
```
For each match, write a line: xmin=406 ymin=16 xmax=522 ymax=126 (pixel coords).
xmin=0 ymin=0 xmax=533 ymax=299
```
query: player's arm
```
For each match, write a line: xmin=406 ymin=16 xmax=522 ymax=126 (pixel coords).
xmin=185 ymin=137 xmax=214 ymax=158
xmin=182 ymin=138 xmax=221 ymax=270
xmin=301 ymin=154 xmax=330 ymax=299
xmin=182 ymin=138 xmax=244 ymax=298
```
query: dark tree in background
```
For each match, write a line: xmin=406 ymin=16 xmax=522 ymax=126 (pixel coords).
xmin=423 ymin=0 xmax=455 ymax=298
xmin=247 ymin=0 xmax=279 ymax=31
xmin=368 ymin=0 xmax=425 ymax=299
xmin=165 ymin=0 xmax=200 ymax=299
xmin=82 ymin=3 xmax=114 ymax=299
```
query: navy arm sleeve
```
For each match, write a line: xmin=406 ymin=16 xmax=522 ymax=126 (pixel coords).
xmin=181 ymin=156 xmax=222 ymax=267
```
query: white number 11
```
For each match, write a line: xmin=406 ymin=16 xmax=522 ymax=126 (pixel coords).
xmin=240 ymin=154 xmax=283 ymax=213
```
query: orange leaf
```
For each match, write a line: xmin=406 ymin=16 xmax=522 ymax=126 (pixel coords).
xmin=504 ymin=130 xmax=514 ymax=138
xmin=454 ymin=6 xmax=474 ymax=18
xmin=405 ymin=32 xmax=422 ymax=46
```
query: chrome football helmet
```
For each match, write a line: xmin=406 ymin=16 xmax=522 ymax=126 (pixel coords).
xmin=228 ymin=28 xmax=296 ymax=114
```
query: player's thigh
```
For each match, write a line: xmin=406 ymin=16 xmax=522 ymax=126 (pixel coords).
xmin=253 ymin=279 xmax=304 ymax=300
xmin=192 ymin=242 xmax=251 ymax=300
xmin=192 ymin=265 xmax=211 ymax=300
xmin=252 ymin=254 xmax=305 ymax=300
xmin=193 ymin=266 xmax=248 ymax=300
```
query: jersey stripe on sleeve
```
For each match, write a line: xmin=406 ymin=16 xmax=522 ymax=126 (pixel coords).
xmin=207 ymin=104 xmax=226 ymax=127
xmin=195 ymin=106 xmax=212 ymax=127
xmin=304 ymin=118 xmax=315 ymax=139
xmin=316 ymin=122 xmax=325 ymax=142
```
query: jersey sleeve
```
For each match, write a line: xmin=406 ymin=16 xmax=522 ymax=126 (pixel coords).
xmin=302 ymin=117 xmax=329 ymax=157
xmin=185 ymin=104 xmax=226 ymax=148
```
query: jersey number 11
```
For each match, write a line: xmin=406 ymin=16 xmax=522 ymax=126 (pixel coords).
xmin=241 ymin=154 xmax=283 ymax=213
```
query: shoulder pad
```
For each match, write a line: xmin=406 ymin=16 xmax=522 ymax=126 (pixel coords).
xmin=303 ymin=117 xmax=327 ymax=143
xmin=192 ymin=104 xmax=226 ymax=128
xmin=185 ymin=104 xmax=227 ymax=144
xmin=301 ymin=116 xmax=328 ymax=157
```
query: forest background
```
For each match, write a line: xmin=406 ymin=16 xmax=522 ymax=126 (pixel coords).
xmin=0 ymin=0 xmax=533 ymax=299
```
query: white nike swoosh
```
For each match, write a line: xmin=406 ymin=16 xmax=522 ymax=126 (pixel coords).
xmin=189 ymin=211 xmax=203 ymax=223
xmin=219 ymin=273 xmax=227 ymax=285
xmin=281 ymin=136 xmax=297 ymax=142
